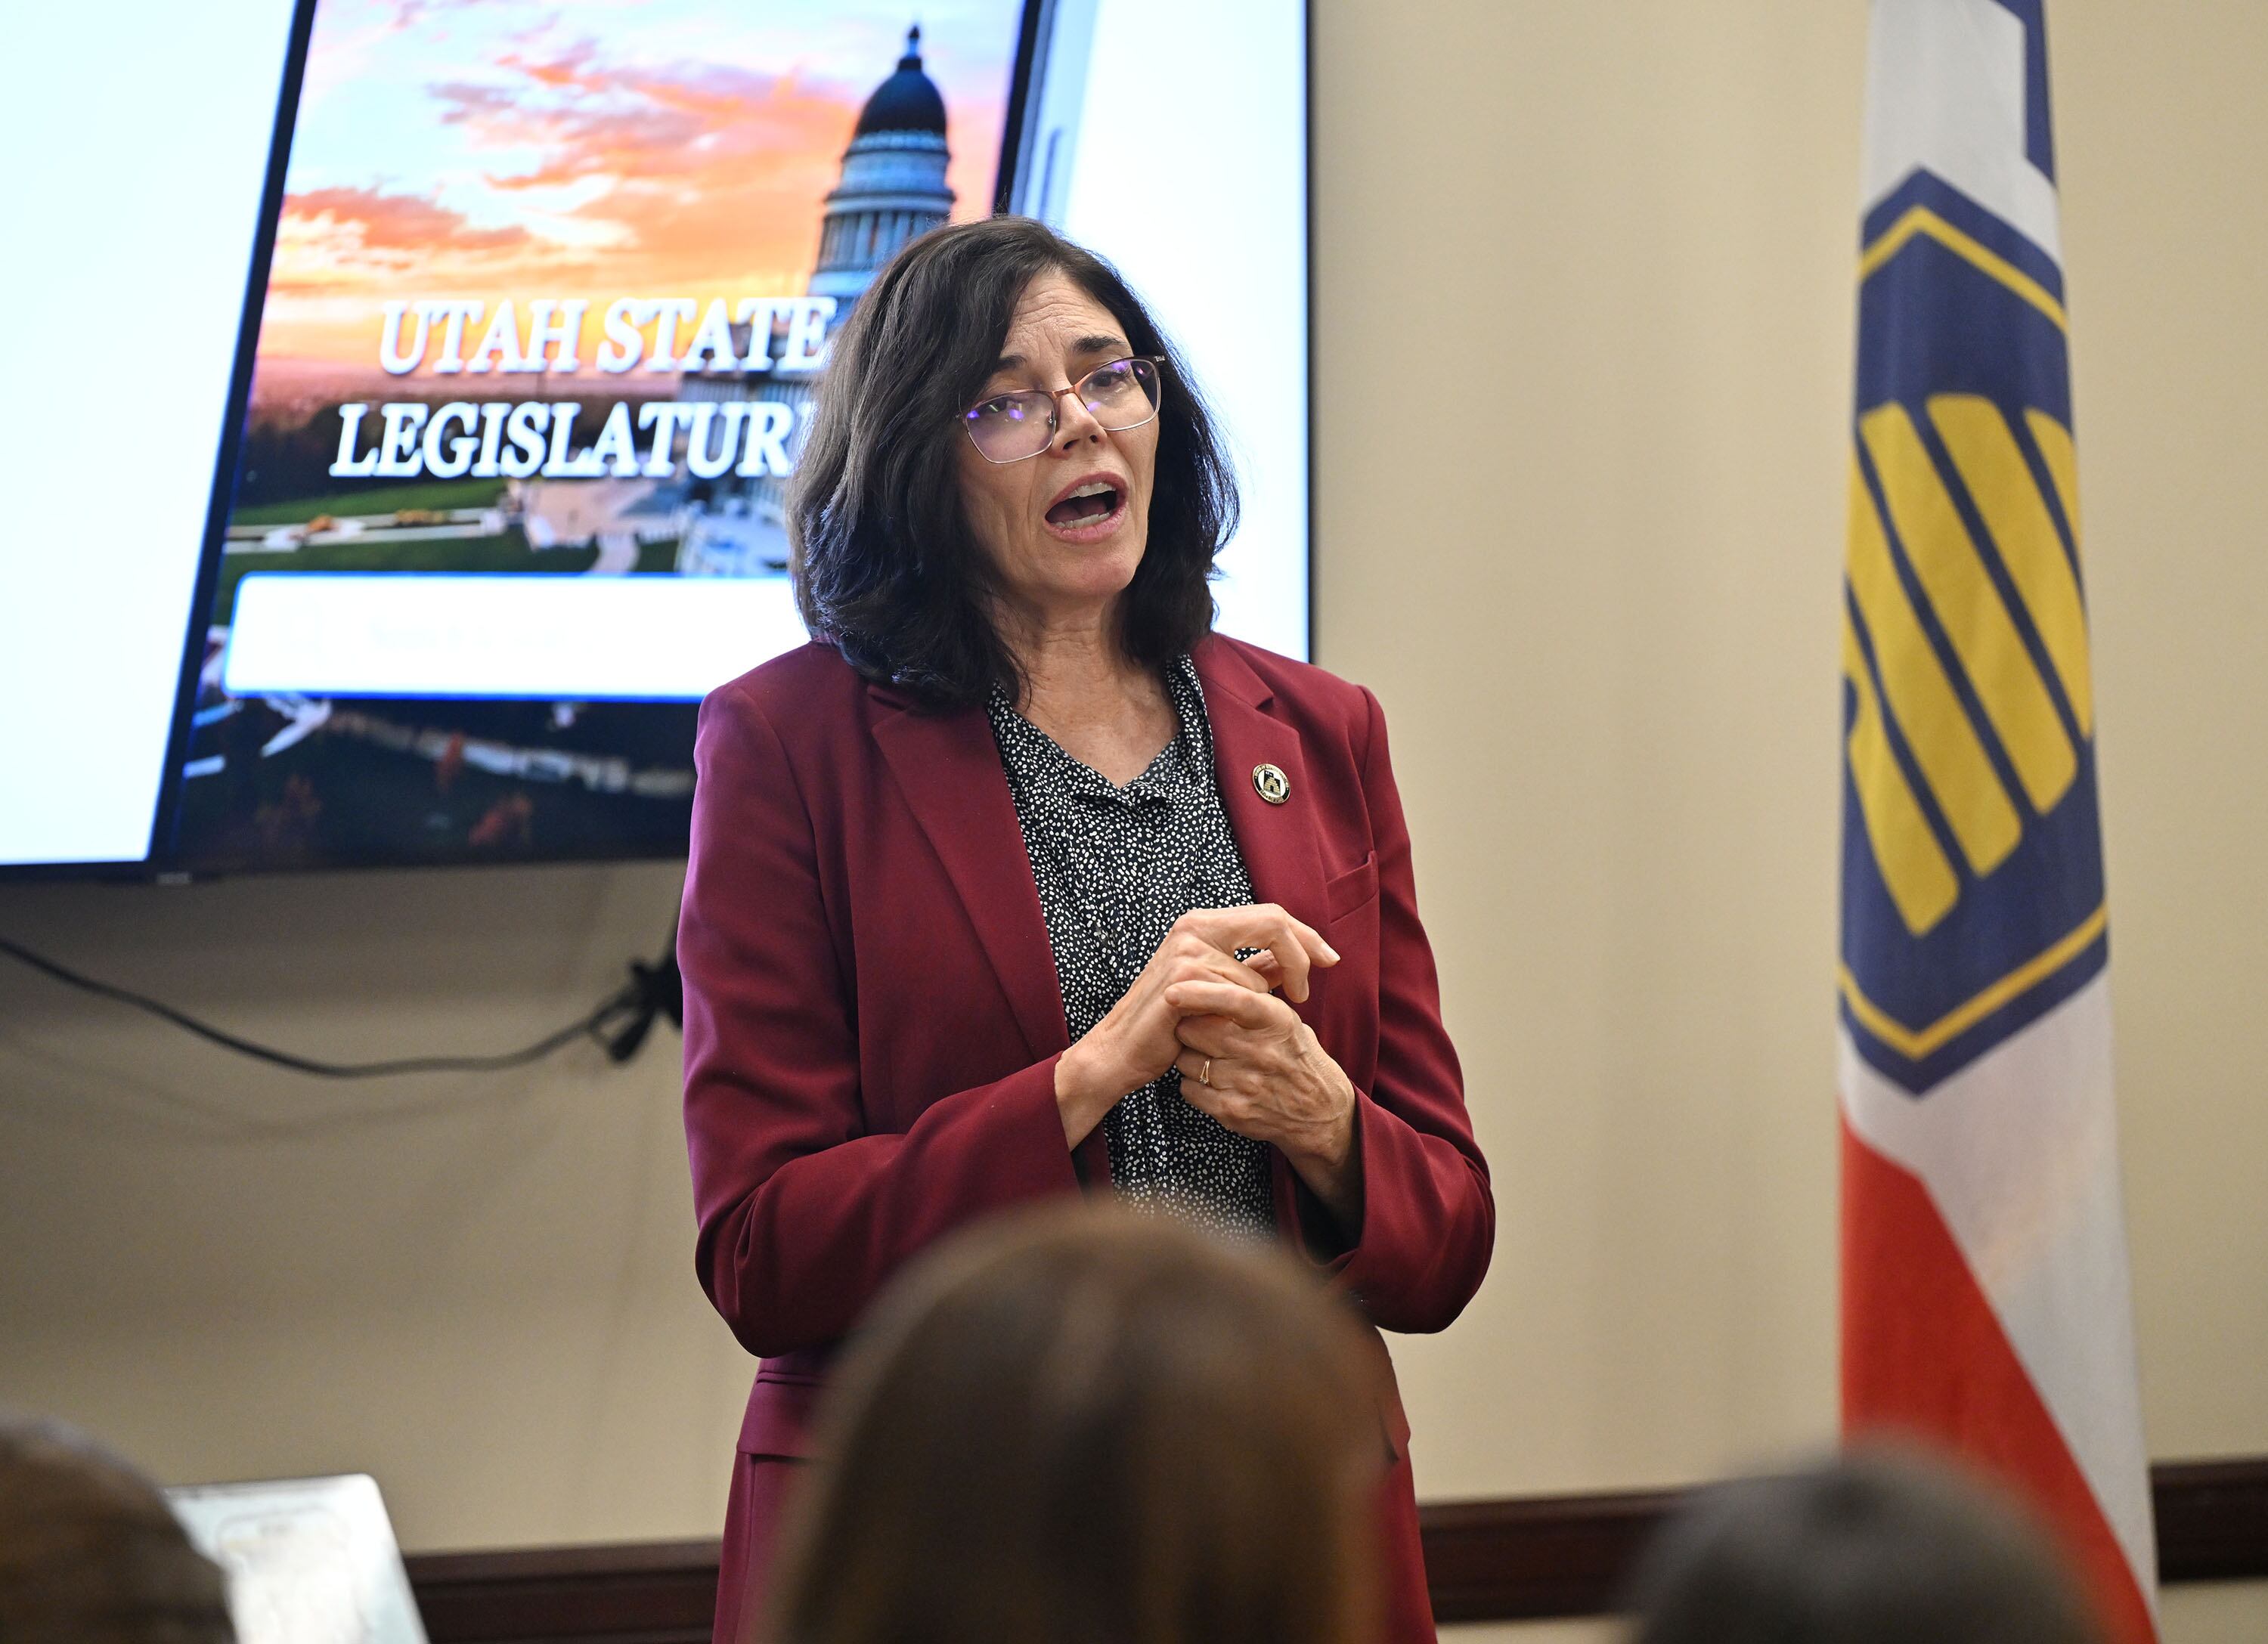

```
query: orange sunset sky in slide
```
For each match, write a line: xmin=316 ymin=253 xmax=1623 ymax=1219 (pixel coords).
xmin=254 ymin=0 xmax=1011 ymax=375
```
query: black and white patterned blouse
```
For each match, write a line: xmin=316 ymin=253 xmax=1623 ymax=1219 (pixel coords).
xmin=987 ymin=655 xmax=1276 ymax=1237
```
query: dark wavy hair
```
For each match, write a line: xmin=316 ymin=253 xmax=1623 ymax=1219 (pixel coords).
xmin=789 ymin=216 xmax=1239 ymax=708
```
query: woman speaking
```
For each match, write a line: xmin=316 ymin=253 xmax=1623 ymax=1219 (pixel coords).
xmin=679 ymin=216 xmax=1492 ymax=1644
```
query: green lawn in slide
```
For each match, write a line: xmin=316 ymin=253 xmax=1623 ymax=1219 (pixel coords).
xmin=230 ymin=478 xmax=509 ymax=527
xmin=209 ymin=528 xmax=600 ymax=623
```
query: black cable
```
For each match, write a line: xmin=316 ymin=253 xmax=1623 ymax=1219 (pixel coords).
xmin=0 ymin=931 xmax=670 ymax=1079
xmin=596 ymin=938 xmax=684 ymax=1064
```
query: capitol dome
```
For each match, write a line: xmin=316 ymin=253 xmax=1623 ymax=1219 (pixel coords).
xmin=854 ymin=26 xmax=947 ymax=138
xmin=810 ymin=23 xmax=957 ymax=304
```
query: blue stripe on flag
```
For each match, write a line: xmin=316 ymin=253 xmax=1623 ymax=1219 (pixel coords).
xmin=1983 ymin=0 xmax=2058 ymax=181
xmin=1860 ymin=170 xmax=2065 ymax=303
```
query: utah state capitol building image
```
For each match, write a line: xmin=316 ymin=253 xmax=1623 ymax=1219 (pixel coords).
xmin=678 ymin=25 xmax=959 ymax=578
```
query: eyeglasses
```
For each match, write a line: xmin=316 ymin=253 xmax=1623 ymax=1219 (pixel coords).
xmin=960 ymin=355 xmax=1166 ymax=464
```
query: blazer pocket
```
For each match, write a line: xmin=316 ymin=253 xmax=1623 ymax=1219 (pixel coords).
xmin=1324 ymin=850 xmax=1380 ymax=923
xmin=740 ymin=1375 xmax=821 ymax=1460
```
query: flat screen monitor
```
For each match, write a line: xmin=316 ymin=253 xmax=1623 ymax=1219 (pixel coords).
xmin=0 ymin=0 xmax=1309 ymax=877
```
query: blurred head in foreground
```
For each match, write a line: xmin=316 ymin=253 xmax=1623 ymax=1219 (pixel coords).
xmin=0 ymin=1413 xmax=234 ymax=1644
xmin=764 ymin=1206 xmax=1384 ymax=1644
xmin=1625 ymin=1446 xmax=2103 ymax=1644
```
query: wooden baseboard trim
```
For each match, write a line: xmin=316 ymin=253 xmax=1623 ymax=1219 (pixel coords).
xmin=407 ymin=1539 xmax=719 ymax=1644
xmin=402 ymin=1457 xmax=2268 ymax=1641
xmin=1418 ymin=1486 xmax=1678 ymax=1624
xmin=2152 ymin=1458 xmax=2268 ymax=1584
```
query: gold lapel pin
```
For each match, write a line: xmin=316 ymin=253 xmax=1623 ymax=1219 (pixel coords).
xmin=1252 ymin=763 xmax=1290 ymax=805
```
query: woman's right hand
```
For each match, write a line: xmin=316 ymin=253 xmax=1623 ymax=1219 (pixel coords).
xmin=1053 ymin=904 xmax=1340 ymax=1147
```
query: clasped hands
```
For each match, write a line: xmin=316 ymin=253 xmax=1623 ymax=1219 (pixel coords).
xmin=1054 ymin=905 xmax=1362 ymax=1223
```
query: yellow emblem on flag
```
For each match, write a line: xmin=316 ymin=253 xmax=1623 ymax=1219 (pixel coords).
xmin=1843 ymin=399 xmax=2088 ymax=937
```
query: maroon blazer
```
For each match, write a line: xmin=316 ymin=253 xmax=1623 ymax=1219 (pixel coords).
xmin=680 ymin=633 xmax=1492 ymax=1641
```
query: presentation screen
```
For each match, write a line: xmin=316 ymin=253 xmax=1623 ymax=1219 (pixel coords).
xmin=1 ymin=0 xmax=1309 ymax=876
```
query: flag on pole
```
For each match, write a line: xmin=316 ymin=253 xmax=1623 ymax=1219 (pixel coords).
xmin=1838 ymin=4 xmax=2156 ymax=1641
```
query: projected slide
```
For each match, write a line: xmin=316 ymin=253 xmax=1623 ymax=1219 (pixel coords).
xmin=177 ymin=3 xmax=1000 ymax=868
xmin=150 ymin=0 xmax=1307 ymax=875
xmin=209 ymin=2 xmax=1012 ymax=694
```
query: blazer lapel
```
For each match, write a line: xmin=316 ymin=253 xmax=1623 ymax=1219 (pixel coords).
xmin=869 ymin=692 xmax=1069 ymax=1063
xmin=863 ymin=642 xmax=1328 ymax=1067
xmin=1195 ymin=640 xmax=1331 ymax=950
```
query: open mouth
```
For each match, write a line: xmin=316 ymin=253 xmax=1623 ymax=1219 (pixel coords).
xmin=1044 ymin=479 xmax=1124 ymax=531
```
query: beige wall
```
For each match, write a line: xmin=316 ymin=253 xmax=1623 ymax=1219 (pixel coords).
xmin=2 ymin=0 xmax=2265 ymax=1637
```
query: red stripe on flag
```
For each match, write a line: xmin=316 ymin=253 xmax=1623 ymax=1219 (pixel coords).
xmin=1841 ymin=1115 xmax=2155 ymax=1644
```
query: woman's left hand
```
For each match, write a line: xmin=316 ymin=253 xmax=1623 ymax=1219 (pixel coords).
xmin=1164 ymin=978 xmax=1363 ymax=1234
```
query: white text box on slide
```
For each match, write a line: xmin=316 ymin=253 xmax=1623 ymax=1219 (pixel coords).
xmin=223 ymin=575 xmax=810 ymax=701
